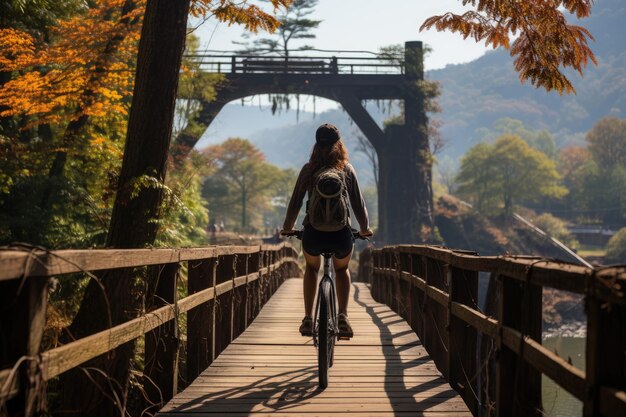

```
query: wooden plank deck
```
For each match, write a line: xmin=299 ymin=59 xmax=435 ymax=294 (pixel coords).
xmin=158 ymin=278 xmax=471 ymax=416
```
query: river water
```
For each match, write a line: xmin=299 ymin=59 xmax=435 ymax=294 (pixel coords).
xmin=541 ymin=336 xmax=585 ymax=417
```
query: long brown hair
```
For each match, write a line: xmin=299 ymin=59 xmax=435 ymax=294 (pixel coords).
xmin=308 ymin=139 xmax=349 ymax=173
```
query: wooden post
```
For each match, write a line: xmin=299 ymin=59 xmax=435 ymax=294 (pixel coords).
xmin=398 ymin=252 xmax=411 ymax=321
xmin=231 ymin=253 xmax=247 ymax=342
xmin=584 ymin=268 xmax=626 ymax=417
xmin=257 ymin=249 xmax=264 ymax=318
xmin=214 ymin=254 xmax=232 ymax=357
xmin=0 ymin=277 xmax=48 ymax=417
xmin=243 ymin=254 xmax=250 ymax=330
xmin=230 ymin=255 xmax=237 ymax=343
xmin=410 ymin=254 xmax=426 ymax=340
xmin=370 ymin=251 xmax=379 ymax=301
xmin=391 ymin=250 xmax=400 ymax=314
xmin=495 ymin=274 xmax=542 ymax=417
xmin=187 ymin=258 xmax=216 ymax=383
xmin=424 ymin=257 xmax=449 ymax=378
xmin=249 ymin=251 xmax=260 ymax=321
xmin=449 ymin=266 xmax=479 ymax=414
xmin=407 ymin=253 xmax=417 ymax=336
xmin=145 ymin=262 xmax=180 ymax=409
xmin=386 ymin=251 xmax=393 ymax=307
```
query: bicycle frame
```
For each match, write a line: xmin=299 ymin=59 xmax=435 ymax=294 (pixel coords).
xmin=313 ymin=253 xmax=338 ymax=349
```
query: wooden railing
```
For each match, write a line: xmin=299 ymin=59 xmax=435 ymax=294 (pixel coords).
xmin=0 ymin=243 xmax=301 ymax=416
xmin=361 ymin=245 xmax=626 ymax=417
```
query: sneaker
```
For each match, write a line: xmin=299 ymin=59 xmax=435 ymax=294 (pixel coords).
xmin=299 ymin=316 xmax=313 ymax=336
xmin=337 ymin=313 xmax=354 ymax=338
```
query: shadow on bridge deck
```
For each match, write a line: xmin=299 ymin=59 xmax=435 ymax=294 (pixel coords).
xmin=157 ymin=279 xmax=470 ymax=416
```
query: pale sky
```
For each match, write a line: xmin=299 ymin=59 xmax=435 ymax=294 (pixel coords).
xmin=191 ymin=0 xmax=489 ymax=111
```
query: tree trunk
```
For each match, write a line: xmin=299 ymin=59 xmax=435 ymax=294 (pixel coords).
xmin=59 ymin=1 xmax=190 ymax=416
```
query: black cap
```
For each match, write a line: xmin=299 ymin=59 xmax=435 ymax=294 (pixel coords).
xmin=315 ymin=123 xmax=341 ymax=146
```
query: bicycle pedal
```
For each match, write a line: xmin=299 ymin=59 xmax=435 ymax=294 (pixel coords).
xmin=337 ymin=336 xmax=352 ymax=341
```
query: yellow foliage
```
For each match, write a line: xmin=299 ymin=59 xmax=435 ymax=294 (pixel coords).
xmin=0 ymin=0 xmax=144 ymax=128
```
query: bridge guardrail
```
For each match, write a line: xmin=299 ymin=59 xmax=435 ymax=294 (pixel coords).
xmin=362 ymin=245 xmax=626 ymax=417
xmin=184 ymin=54 xmax=404 ymax=75
xmin=0 ymin=243 xmax=301 ymax=415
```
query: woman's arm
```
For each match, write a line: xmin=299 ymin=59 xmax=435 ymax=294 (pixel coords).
xmin=346 ymin=164 xmax=370 ymax=234
xmin=282 ymin=164 xmax=310 ymax=231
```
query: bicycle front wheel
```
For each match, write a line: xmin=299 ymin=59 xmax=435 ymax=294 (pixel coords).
xmin=317 ymin=279 xmax=334 ymax=389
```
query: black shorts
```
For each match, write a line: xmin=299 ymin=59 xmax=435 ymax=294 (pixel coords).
xmin=302 ymin=225 xmax=354 ymax=259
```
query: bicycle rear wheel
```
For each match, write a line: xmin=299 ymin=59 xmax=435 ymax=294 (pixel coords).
xmin=317 ymin=279 xmax=335 ymax=388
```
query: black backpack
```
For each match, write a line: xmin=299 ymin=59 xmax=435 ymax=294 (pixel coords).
xmin=307 ymin=167 xmax=350 ymax=232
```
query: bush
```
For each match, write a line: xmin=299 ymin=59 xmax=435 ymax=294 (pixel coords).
xmin=532 ymin=213 xmax=579 ymax=249
xmin=605 ymin=227 xmax=626 ymax=264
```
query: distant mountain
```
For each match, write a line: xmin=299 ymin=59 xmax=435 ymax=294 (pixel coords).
xmin=430 ymin=0 xmax=626 ymax=158
xmin=196 ymin=0 xmax=626 ymax=175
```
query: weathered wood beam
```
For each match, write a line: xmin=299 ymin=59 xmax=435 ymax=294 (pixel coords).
xmin=0 ymin=242 xmax=295 ymax=281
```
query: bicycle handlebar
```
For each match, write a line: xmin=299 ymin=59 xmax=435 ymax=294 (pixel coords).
xmin=280 ymin=230 xmax=304 ymax=239
xmin=280 ymin=229 xmax=372 ymax=240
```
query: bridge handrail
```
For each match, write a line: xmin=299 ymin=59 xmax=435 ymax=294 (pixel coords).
xmin=0 ymin=242 xmax=302 ymax=414
xmin=0 ymin=243 xmax=292 ymax=281
xmin=362 ymin=245 xmax=626 ymax=417
xmin=184 ymin=54 xmax=404 ymax=75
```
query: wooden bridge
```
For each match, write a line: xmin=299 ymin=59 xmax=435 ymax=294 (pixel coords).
xmin=1 ymin=243 xmax=625 ymax=417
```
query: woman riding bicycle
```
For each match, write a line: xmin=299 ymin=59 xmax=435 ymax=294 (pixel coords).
xmin=281 ymin=123 xmax=372 ymax=338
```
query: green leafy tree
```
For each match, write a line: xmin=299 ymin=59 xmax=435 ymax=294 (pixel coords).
xmin=202 ymin=138 xmax=286 ymax=232
xmin=580 ymin=163 xmax=626 ymax=225
xmin=606 ymin=227 xmax=626 ymax=264
xmin=586 ymin=116 xmax=626 ymax=169
xmin=556 ymin=119 xmax=626 ymax=225
xmin=531 ymin=213 xmax=579 ymax=249
xmin=555 ymin=145 xmax=591 ymax=220
xmin=156 ymin=150 xmax=214 ymax=246
xmin=475 ymin=118 xmax=558 ymax=159
xmin=457 ymin=135 xmax=567 ymax=215
xmin=262 ymin=167 xmax=298 ymax=231
xmin=0 ymin=0 xmax=83 ymax=33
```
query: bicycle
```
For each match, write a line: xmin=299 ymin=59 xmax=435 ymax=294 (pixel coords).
xmin=281 ymin=228 xmax=369 ymax=388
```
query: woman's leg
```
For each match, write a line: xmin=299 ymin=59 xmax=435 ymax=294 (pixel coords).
xmin=303 ymin=250 xmax=321 ymax=317
xmin=332 ymin=249 xmax=353 ymax=316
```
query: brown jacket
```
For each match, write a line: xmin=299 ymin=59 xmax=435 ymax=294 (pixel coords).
xmin=282 ymin=162 xmax=369 ymax=231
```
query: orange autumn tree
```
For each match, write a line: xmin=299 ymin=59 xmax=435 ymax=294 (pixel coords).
xmin=0 ymin=0 xmax=143 ymax=245
xmin=421 ymin=0 xmax=596 ymax=94
xmin=0 ymin=0 xmax=141 ymax=132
